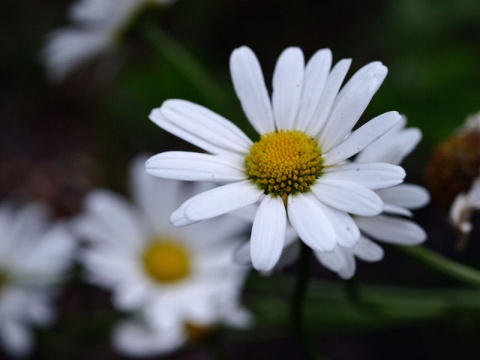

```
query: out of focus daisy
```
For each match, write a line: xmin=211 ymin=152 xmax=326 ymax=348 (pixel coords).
xmin=0 ymin=203 xmax=76 ymax=357
xmin=316 ymin=118 xmax=429 ymax=279
xmin=146 ymin=46 xmax=406 ymax=272
xmin=426 ymin=112 xmax=480 ymax=249
xmin=76 ymin=156 xmax=251 ymax=357
xmin=42 ymin=0 xmax=174 ymax=82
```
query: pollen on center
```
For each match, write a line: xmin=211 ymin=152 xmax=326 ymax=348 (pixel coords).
xmin=142 ymin=238 xmax=191 ymax=284
xmin=245 ymin=130 xmax=324 ymax=196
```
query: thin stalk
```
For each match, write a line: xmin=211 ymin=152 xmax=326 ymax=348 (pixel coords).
xmin=291 ymin=243 xmax=325 ymax=360
xmin=400 ymin=245 xmax=480 ymax=288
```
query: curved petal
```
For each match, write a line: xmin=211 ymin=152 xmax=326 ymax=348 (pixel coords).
xmin=184 ymin=181 xmax=263 ymax=222
xmin=322 ymin=163 xmax=406 ymax=190
xmin=319 ymin=74 xmax=379 ymax=152
xmin=322 ymin=111 xmax=401 ymax=165
xmin=150 ymin=100 xmax=252 ymax=155
xmin=377 ymin=184 xmax=430 ymax=209
xmin=311 ymin=179 xmax=383 ymax=216
xmin=250 ymin=196 xmax=287 ymax=271
xmin=314 ymin=247 xmax=347 ymax=272
xmin=356 ymin=215 xmax=427 ymax=245
xmin=272 ymin=47 xmax=304 ymax=130
xmin=230 ymin=46 xmax=275 ymax=134
xmin=316 ymin=203 xmax=360 ymax=248
xmin=353 ymin=236 xmax=384 ymax=262
xmin=296 ymin=49 xmax=332 ymax=131
xmin=146 ymin=152 xmax=245 ymax=182
xmin=287 ymin=193 xmax=336 ymax=251
xmin=306 ymin=59 xmax=352 ymax=136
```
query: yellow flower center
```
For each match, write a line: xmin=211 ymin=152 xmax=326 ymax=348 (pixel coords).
xmin=245 ymin=130 xmax=324 ymax=197
xmin=142 ymin=239 xmax=191 ymax=284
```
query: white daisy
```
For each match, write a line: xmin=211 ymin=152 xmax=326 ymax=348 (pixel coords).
xmin=76 ymin=156 xmax=251 ymax=357
xmin=146 ymin=46 xmax=406 ymax=272
xmin=316 ymin=118 xmax=430 ymax=279
xmin=42 ymin=0 xmax=174 ymax=82
xmin=0 ymin=203 xmax=76 ymax=357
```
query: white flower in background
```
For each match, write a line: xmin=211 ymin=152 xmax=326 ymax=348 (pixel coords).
xmin=0 ymin=203 xmax=76 ymax=357
xmin=42 ymin=0 xmax=174 ymax=82
xmin=450 ymin=179 xmax=480 ymax=236
xmin=76 ymin=156 xmax=251 ymax=357
xmin=146 ymin=46 xmax=406 ymax=272
xmin=316 ymin=118 xmax=430 ymax=279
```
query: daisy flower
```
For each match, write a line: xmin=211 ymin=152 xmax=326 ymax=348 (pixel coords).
xmin=315 ymin=118 xmax=430 ymax=279
xmin=146 ymin=46 xmax=406 ymax=272
xmin=76 ymin=156 xmax=251 ymax=357
xmin=42 ymin=0 xmax=174 ymax=82
xmin=427 ymin=111 xmax=480 ymax=242
xmin=0 ymin=203 xmax=76 ymax=357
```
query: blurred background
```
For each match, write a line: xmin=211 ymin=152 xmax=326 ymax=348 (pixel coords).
xmin=1 ymin=0 xmax=480 ymax=359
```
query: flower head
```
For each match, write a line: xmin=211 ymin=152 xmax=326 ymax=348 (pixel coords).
xmin=0 ymin=203 xmax=76 ymax=357
xmin=76 ymin=156 xmax=251 ymax=357
xmin=41 ymin=0 xmax=174 ymax=82
xmin=315 ymin=117 xmax=429 ymax=279
xmin=146 ymin=46 xmax=406 ymax=272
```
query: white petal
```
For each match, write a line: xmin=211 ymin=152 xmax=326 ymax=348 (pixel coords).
xmin=230 ymin=46 xmax=275 ymax=134
xmin=150 ymin=100 xmax=252 ymax=155
xmin=0 ymin=320 xmax=33 ymax=357
xmin=250 ymin=196 xmax=287 ymax=271
xmin=306 ymin=59 xmax=352 ymax=136
xmin=353 ymin=236 xmax=384 ymax=262
xmin=377 ymin=184 xmax=430 ymax=210
xmin=319 ymin=75 xmax=379 ymax=152
xmin=287 ymin=193 xmax=336 ymax=251
xmin=356 ymin=126 xmax=422 ymax=165
xmin=184 ymin=181 xmax=263 ymax=221
xmin=382 ymin=203 xmax=413 ymax=217
xmin=322 ymin=162 xmax=406 ymax=189
xmin=314 ymin=247 xmax=347 ymax=272
xmin=296 ymin=49 xmax=332 ymax=131
xmin=356 ymin=215 xmax=427 ymax=245
xmin=146 ymin=152 xmax=245 ymax=182
xmin=317 ymin=203 xmax=360 ymax=248
xmin=322 ymin=111 xmax=401 ymax=165
xmin=337 ymin=254 xmax=357 ymax=280
xmin=467 ymin=178 xmax=480 ymax=207
xmin=272 ymin=47 xmax=304 ymax=130
xmin=311 ymin=179 xmax=383 ymax=216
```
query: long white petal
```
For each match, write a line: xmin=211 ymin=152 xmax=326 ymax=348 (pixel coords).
xmin=319 ymin=75 xmax=378 ymax=152
xmin=272 ymin=47 xmax=304 ymax=130
xmin=287 ymin=193 xmax=336 ymax=251
xmin=146 ymin=152 xmax=245 ymax=182
xmin=353 ymin=236 xmax=384 ymax=262
xmin=322 ymin=111 xmax=401 ymax=165
xmin=311 ymin=179 xmax=383 ymax=216
xmin=230 ymin=46 xmax=275 ymax=134
xmin=314 ymin=247 xmax=346 ymax=272
xmin=306 ymin=59 xmax=352 ymax=136
xmin=250 ymin=196 xmax=287 ymax=271
xmin=356 ymin=215 xmax=427 ymax=245
xmin=296 ymin=49 xmax=332 ymax=131
xmin=316 ymin=203 xmax=360 ymax=248
xmin=184 ymin=181 xmax=263 ymax=221
xmin=322 ymin=163 xmax=406 ymax=189
xmin=150 ymin=100 xmax=252 ymax=155
xmin=377 ymin=184 xmax=430 ymax=209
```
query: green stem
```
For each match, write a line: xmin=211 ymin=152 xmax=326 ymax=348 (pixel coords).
xmin=291 ymin=243 xmax=324 ymax=360
xmin=142 ymin=23 xmax=229 ymax=112
xmin=399 ymin=245 xmax=480 ymax=288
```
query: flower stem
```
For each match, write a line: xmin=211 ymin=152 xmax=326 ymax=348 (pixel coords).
xmin=142 ymin=23 xmax=229 ymax=112
xmin=291 ymin=243 xmax=324 ymax=360
xmin=399 ymin=245 xmax=480 ymax=288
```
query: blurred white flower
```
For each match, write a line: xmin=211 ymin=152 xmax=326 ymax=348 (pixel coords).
xmin=0 ymin=203 xmax=76 ymax=357
xmin=146 ymin=46 xmax=406 ymax=272
xmin=41 ymin=0 xmax=174 ymax=82
xmin=316 ymin=118 xmax=430 ymax=279
xmin=76 ymin=156 xmax=251 ymax=357
xmin=450 ymin=179 xmax=480 ymax=236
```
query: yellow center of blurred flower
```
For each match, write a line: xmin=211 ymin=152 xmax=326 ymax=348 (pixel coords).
xmin=184 ymin=322 xmax=213 ymax=342
xmin=142 ymin=239 xmax=190 ymax=284
xmin=245 ymin=130 xmax=323 ymax=197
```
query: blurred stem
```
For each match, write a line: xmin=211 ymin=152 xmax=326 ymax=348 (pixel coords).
xmin=400 ymin=245 xmax=480 ymax=288
xmin=142 ymin=22 xmax=229 ymax=112
xmin=291 ymin=243 xmax=324 ymax=360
